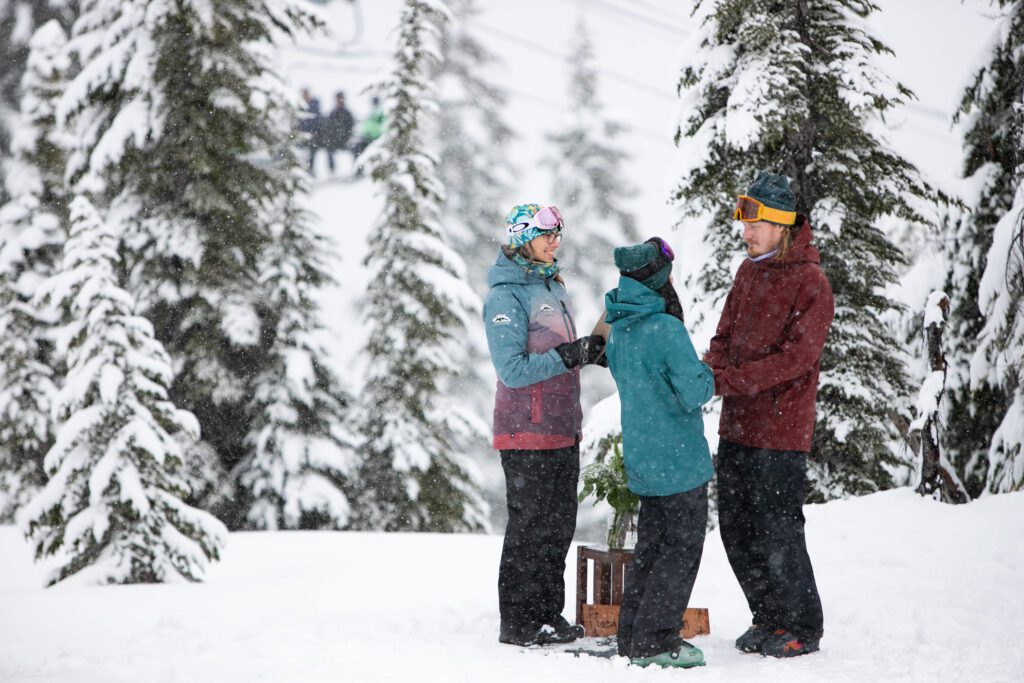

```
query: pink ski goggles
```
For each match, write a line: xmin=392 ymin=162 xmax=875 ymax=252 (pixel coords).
xmin=521 ymin=205 xmax=564 ymax=232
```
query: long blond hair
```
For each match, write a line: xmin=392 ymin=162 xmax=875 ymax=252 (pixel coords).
xmin=776 ymin=226 xmax=793 ymax=261
xmin=776 ymin=214 xmax=805 ymax=261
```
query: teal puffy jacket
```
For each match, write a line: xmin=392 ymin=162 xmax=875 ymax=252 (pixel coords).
xmin=604 ymin=277 xmax=714 ymax=496
xmin=483 ymin=250 xmax=581 ymax=450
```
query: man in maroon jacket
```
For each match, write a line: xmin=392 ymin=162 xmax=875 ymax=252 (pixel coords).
xmin=703 ymin=171 xmax=834 ymax=658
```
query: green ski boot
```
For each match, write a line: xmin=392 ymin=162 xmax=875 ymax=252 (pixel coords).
xmin=631 ymin=641 xmax=705 ymax=669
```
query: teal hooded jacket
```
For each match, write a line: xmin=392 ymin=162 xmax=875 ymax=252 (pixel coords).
xmin=605 ymin=277 xmax=715 ymax=496
xmin=483 ymin=250 xmax=582 ymax=450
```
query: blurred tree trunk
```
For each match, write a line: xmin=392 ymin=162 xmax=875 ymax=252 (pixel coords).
xmin=914 ymin=292 xmax=969 ymax=504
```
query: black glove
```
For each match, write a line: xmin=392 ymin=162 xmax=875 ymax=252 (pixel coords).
xmin=555 ymin=335 xmax=607 ymax=369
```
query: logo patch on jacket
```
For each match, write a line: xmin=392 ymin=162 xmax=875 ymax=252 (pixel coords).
xmin=491 ymin=313 xmax=512 ymax=325
xmin=539 ymin=304 xmax=555 ymax=313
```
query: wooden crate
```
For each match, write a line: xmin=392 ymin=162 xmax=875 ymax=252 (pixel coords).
xmin=580 ymin=605 xmax=710 ymax=639
xmin=575 ymin=545 xmax=711 ymax=639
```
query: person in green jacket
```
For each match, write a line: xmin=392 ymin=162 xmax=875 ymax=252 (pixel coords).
xmin=350 ymin=95 xmax=386 ymax=169
xmin=604 ymin=238 xmax=715 ymax=669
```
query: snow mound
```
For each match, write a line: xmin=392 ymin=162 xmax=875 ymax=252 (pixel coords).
xmin=1 ymin=489 xmax=1021 ymax=682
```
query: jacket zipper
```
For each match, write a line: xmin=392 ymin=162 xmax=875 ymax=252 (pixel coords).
xmin=557 ymin=293 xmax=580 ymax=437
xmin=559 ymin=299 xmax=577 ymax=340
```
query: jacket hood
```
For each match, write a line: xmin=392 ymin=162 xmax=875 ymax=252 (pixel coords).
xmin=604 ymin=276 xmax=666 ymax=324
xmin=487 ymin=248 xmax=536 ymax=288
xmin=489 ymin=248 xmax=536 ymax=286
xmin=776 ymin=215 xmax=820 ymax=266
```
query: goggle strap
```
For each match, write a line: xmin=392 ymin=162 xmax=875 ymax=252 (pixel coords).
xmin=759 ymin=205 xmax=797 ymax=225
xmin=621 ymin=253 xmax=670 ymax=283
xmin=648 ymin=236 xmax=675 ymax=261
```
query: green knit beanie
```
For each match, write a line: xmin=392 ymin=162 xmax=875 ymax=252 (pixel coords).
xmin=614 ymin=242 xmax=671 ymax=290
xmin=746 ymin=171 xmax=796 ymax=213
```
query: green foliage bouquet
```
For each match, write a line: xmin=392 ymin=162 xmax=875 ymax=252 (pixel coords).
xmin=579 ymin=436 xmax=639 ymax=548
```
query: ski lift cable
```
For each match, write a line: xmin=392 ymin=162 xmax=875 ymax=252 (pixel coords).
xmin=573 ymin=0 xmax=960 ymax=129
xmin=472 ymin=21 xmax=676 ymax=102
xmin=554 ymin=0 xmax=692 ymax=39
xmin=586 ymin=0 xmax=976 ymax=133
xmin=501 ymin=70 xmax=951 ymax=146
xmin=495 ymin=81 xmax=671 ymax=144
xmin=294 ymin=4 xmax=950 ymax=135
xmin=476 ymin=16 xmax=956 ymax=129
xmin=286 ymin=60 xmax=384 ymax=76
xmin=284 ymin=44 xmax=392 ymax=59
xmin=619 ymin=0 xmax=693 ymax=25
xmin=590 ymin=0 xmax=693 ymax=33
xmin=903 ymin=102 xmax=955 ymax=122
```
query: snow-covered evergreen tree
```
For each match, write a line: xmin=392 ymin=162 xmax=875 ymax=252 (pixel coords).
xmin=237 ymin=188 xmax=357 ymax=530
xmin=0 ymin=0 xmax=76 ymax=204
xmin=57 ymin=0 xmax=352 ymax=528
xmin=355 ymin=0 xmax=488 ymax=532
xmin=946 ymin=0 xmax=1024 ymax=495
xmin=0 ymin=20 xmax=70 ymax=521
xmin=975 ymin=185 xmax=1024 ymax=493
xmin=434 ymin=0 xmax=516 ymax=292
xmin=21 ymin=196 xmax=225 ymax=586
xmin=673 ymin=0 xmax=942 ymax=501
xmin=432 ymin=0 xmax=515 ymax=514
xmin=545 ymin=16 xmax=637 ymax=320
xmin=963 ymin=0 xmax=1024 ymax=493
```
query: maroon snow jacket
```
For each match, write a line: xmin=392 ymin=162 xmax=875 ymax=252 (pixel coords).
xmin=703 ymin=217 xmax=834 ymax=453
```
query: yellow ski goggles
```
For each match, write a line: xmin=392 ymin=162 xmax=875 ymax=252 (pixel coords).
xmin=733 ymin=195 xmax=796 ymax=225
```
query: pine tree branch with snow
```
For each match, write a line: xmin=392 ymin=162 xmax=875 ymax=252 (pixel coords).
xmin=0 ymin=20 xmax=71 ymax=521
xmin=974 ymin=183 xmax=1024 ymax=493
xmin=947 ymin=0 xmax=1024 ymax=495
xmin=545 ymin=16 xmax=638 ymax=317
xmin=355 ymin=0 xmax=488 ymax=532
xmin=0 ymin=0 xmax=76 ymax=206
xmin=434 ymin=0 xmax=516 ymax=291
xmin=673 ymin=0 xmax=946 ymax=501
xmin=237 ymin=179 xmax=358 ymax=530
xmin=20 ymin=196 xmax=225 ymax=586
xmin=55 ymin=0 xmax=354 ymax=527
xmin=432 ymin=0 xmax=516 ymax=474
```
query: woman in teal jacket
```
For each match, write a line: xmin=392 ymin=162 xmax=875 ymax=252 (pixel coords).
xmin=484 ymin=203 xmax=606 ymax=648
xmin=604 ymin=238 xmax=714 ymax=669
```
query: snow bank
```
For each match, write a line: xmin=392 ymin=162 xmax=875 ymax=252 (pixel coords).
xmin=1 ymin=489 xmax=1021 ymax=682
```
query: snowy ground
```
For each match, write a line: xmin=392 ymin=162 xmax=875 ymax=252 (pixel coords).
xmin=2 ymin=489 xmax=1022 ymax=682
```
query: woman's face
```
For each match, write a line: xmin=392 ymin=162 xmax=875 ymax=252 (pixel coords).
xmin=525 ymin=231 xmax=561 ymax=263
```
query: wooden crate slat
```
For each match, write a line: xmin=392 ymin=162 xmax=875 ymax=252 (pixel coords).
xmin=581 ymin=605 xmax=710 ymax=639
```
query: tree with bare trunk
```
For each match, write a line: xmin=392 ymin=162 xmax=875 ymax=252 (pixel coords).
xmin=911 ymin=292 xmax=969 ymax=504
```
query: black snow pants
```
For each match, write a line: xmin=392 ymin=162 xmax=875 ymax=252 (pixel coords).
xmin=617 ymin=484 xmax=708 ymax=658
xmin=498 ymin=445 xmax=579 ymax=629
xmin=717 ymin=439 xmax=824 ymax=641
